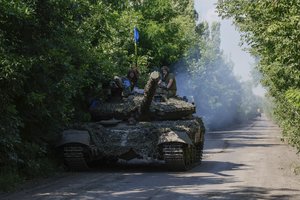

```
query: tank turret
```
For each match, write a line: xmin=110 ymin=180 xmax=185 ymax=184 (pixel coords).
xmin=58 ymin=71 xmax=205 ymax=171
xmin=89 ymin=71 xmax=160 ymax=121
xmin=89 ymin=71 xmax=195 ymax=121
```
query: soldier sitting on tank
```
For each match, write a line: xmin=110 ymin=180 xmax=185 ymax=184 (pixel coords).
xmin=109 ymin=68 xmax=141 ymax=100
xmin=158 ymin=66 xmax=177 ymax=98
xmin=111 ymin=75 xmax=132 ymax=98
xmin=108 ymin=76 xmax=124 ymax=102
xmin=127 ymin=68 xmax=139 ymax=92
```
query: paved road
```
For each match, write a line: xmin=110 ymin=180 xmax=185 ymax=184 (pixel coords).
xmin=2 ymin=116 xmax=300 ymax=200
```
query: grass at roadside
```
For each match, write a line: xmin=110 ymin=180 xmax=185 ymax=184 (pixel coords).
xmin=0 ymin=168 xmax=24 ymax=192
xmin=0 ymin=157 xmax=61 ymax=192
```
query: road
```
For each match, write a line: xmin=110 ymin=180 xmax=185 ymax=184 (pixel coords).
xmin=2 ymin=116 xmax=300 ymax=200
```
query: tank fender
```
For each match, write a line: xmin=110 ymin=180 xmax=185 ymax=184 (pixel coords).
xmin=57 ymin=130 xmax=90 ymax=147
xmin=158 ymin=131 xmax=193 ymax=145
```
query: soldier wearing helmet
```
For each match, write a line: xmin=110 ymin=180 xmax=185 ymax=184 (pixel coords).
xmin=158 ymin=66 xmax=177 ymax=98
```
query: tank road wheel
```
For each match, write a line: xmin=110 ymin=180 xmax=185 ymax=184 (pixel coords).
xmin=191 ymin=145 xmax=196 ymax=164
xmin=195 ymin=141 xmax=204 ymax=163
xmin=184 ymin=145 xmax=193 ymax=168
xmin=163 ymin=143 xmax=193 ymax=171
xmin=63 ymin=144 xmax=91 ymax=171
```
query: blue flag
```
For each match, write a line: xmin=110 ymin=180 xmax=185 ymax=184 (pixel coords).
xmin=134 ymin=27 xmax=139 ymax=43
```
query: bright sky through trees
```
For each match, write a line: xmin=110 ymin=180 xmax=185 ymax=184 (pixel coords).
xmin=194 ymin=0 xmax=266 ymax=96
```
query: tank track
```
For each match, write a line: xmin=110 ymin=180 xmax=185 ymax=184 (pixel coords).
xmin=163 ymin=143 xmax=192 ymax=171
xmin=63 ymin=144 xmax=90 ymax=171
xmin=195 ymin=142 xmax=204 ymax=163
xmin=163 ymin=142 xmax=204 ymax=171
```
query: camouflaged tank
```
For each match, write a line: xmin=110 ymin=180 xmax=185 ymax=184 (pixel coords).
xmin=58 ymin=71 xmax=205 ymax=171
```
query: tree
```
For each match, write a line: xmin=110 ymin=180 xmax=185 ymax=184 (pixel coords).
xmin=217 ymin=0 xmax=300 ymax=150
xmin=0 ymin=0 xmax=198 ymax=190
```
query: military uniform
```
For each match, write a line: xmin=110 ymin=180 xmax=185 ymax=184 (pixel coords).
xmin=161 ymin=73 xmax=177 ymax=98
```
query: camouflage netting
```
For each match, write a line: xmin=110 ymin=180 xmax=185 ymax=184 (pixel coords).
xmin=150 ymin=97 xmax=196 ymax=119
xmin=90 ymin=95 xmax=196 ymax=120
xmin=60 ymin=72 xmax=206 ymax=169
xmin=89 ymin=95 xmax=141 ymax=120
xmin=79 ymin=118 xmax=204 ymax=159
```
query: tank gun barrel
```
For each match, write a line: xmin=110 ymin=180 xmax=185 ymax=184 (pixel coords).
xmin=139 ymin=71 xmax=160 ymax=117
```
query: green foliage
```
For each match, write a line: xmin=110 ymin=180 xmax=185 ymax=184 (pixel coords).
xmin=286 ymin=89 xmax=300 ymax=110
xmin=0 ymin=0 xmax=197 ymax=190
xmin=138 ymin=0 xmax=196 ymax=66
xmin=0 ymin=0 xmax=262 ymax=190
xmin=218 ymin=0 xmax=300 ymax=150
xmin=0 ymin=105 xmax=22 ymax=167
xmin=0 ymin=168 xmax=23 ymax=192
xmin=16 ymin=142 xmax=54 ymax=178
xmin=0 ymin=0 xmax=108 ymax=189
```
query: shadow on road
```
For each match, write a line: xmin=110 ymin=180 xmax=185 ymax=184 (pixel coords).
xmin=11 ymin=170 xmax=298 ymax=200
xmin=3 ymin=117 xmax=299 ymax=200
xmin=205 ymin=116 xmax=283 ymax=152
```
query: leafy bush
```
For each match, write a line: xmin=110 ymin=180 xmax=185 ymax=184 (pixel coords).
xmin=218 ymin=0 xmax=300 ymax=150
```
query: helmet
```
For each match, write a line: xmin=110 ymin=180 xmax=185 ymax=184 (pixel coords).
xmin=161 ymin=66 xmax=169 ymax=72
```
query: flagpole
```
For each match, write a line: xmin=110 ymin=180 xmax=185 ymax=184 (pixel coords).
xmin=133 ymin=27 xmax=139 ymax=68
xmin=135 ymin=41 xmax=138 ymax=68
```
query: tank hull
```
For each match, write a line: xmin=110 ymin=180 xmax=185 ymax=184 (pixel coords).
xmin=59 ymin=118 xmax=205 ymax=171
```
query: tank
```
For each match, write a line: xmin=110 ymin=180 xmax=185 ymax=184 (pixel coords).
xmin=58 ymin=71 xmax=205 ymax=171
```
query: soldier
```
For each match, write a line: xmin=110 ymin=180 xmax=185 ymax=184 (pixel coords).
xmin=127 ymin=68 xmax=139 ymax=91
xmin=110 ymin=67 xmax=140 ymax=99
xmin=158 ymin=66 xmax=177 ymax=98
xmin=111 ymin=75 xmax=132 ymax=98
